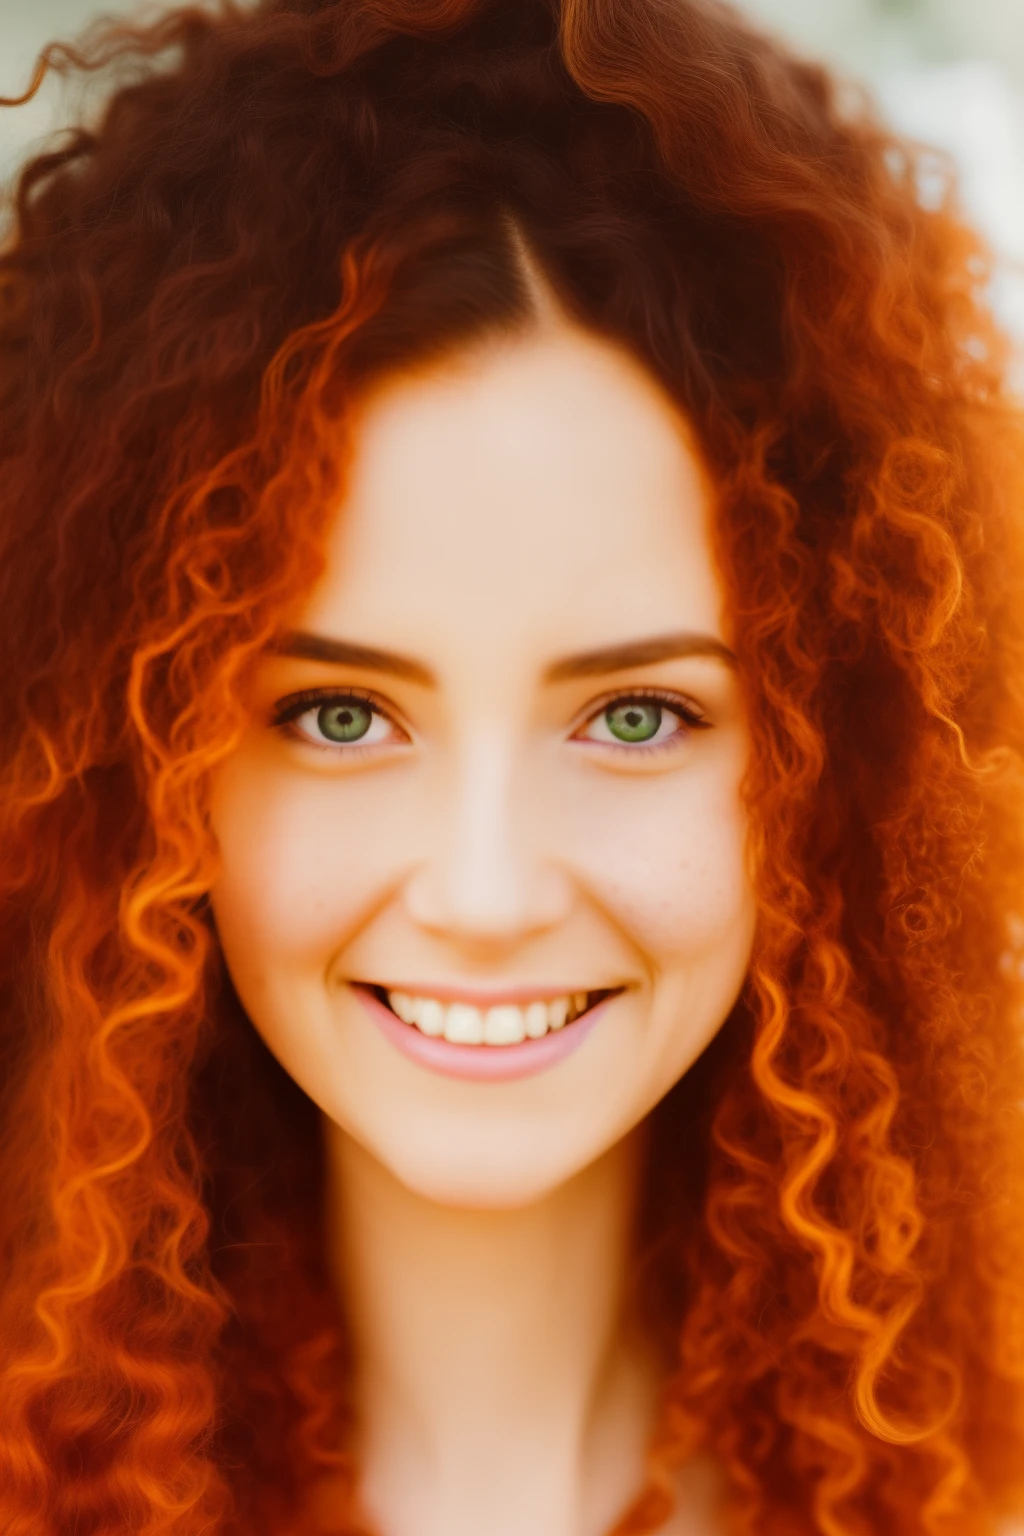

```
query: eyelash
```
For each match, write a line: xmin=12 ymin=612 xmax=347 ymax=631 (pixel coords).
xmin=271 ymin=684 xmax=708 ymax=757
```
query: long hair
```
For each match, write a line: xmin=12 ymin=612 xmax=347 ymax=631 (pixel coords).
xmin=2 ymin=1 xmax=1024 ymax=1532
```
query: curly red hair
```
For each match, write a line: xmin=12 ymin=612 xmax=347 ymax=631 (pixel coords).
xmin=2 ymin=1 xmax=1024 ymax=1532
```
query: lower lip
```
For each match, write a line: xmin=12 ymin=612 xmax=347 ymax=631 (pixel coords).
xmin=352 ymin=986 xmax=613 ymax=1082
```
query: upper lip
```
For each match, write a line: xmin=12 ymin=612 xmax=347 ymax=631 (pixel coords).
xmin=353 ymin=980 xmax=626 ymax=1007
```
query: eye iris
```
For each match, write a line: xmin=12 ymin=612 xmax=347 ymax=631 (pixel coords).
xmin=317 ymin=701 xmax=372 ymax=743
xmin=606 ymin=702 xmax=661 ymax=743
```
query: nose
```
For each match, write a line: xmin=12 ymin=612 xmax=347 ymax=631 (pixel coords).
xmin=402 ymin=731 xmax=572 ymax=950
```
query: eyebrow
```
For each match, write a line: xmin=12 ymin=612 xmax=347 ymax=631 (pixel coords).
xmin=272 ymin=631 xmax=436 ymax=686
xmin=272 ymin=628 xmax=736 ymax=687
xmin=543 ymin=631 xmax=737 ymax=682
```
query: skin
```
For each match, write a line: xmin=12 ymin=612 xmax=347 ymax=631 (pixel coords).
xmin=208 ymin=310 xmax=756 ymax=1536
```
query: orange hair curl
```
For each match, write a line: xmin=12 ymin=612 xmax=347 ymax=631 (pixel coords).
xmin=2 ymin=1 xmax=1024 ymax=1533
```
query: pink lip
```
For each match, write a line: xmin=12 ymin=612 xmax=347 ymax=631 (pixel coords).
xmin=352 ymin=985 xmax=616 ymax=1083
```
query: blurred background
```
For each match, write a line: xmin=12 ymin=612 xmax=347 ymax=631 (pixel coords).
xmin=742 ymin=0 xmax=1024 ymax=369
xmin=2 ymin=0 xmax=1023 ymax=368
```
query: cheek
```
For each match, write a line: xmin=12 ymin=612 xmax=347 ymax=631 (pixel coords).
xmin=208 ymin=753 xmax=401 ymax=974
xmin=564 ymin=763 xmax=753 ymax=964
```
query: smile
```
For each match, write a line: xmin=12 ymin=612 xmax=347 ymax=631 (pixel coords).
xmin=350 ymin=982 xmax=625 ymax=1083
xmin=369 ymin=985 xmax=619 ymax=1046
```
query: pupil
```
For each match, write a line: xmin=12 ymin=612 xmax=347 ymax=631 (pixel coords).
xmin=607 ymin=702 xmax=661 ymax=743
xmin=318 ymin=701 xmax=372 ymax=743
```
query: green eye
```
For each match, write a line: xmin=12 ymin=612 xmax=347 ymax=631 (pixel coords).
xmin=273 ymin=688 xmax=404 ymax=753
xmin=605 ymin=701 xmax=662 ymax=743
xmin=317 ymin=701 xmax=373 ymax=743
xmin=577 ymin=692 xmax=699 ymax=753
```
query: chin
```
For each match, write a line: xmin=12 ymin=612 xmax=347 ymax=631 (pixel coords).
xmin=374 ymin=1136 xmax=589 ymax=1211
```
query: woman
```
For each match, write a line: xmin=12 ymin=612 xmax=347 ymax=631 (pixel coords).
xmin=1 ymin=0 xmax=1023 ymax=1532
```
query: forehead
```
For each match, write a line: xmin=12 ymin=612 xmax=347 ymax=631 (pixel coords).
xmin=298 ymin=325 xmax=727 ymax=651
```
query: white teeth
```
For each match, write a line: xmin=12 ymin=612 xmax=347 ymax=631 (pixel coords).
xmin=416 ymin=998 xmax=445 ymax=1037
xmin=547 ymin=996 xmax=569 ymax=1031
xmin=383 ymin=988 xmax=600 ymax=1046
xmin=443 ymin=1003 xmax=485 ymax=1045
xmin=483 ymin=1005 xmax=527 ymax=1046
xmin=524 ymin=1001 xmax=549 ymax=1039
xmin=389 ymin=991 xmax=418 ymax=1025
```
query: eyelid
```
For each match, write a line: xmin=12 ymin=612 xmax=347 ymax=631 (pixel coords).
xmin=268 ymin=682 xmax=710 ymax=753
xmin=270 ymin=684 xmax=411 ymax=744
xmin=571 ymin=684 xmax=709 ymax=737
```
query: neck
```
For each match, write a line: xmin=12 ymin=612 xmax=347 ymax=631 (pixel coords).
xmin=322 ymin=1119 xmax=659 ymax=1536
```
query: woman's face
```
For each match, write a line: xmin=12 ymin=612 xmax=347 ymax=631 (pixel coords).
xmin=209 ymin=321 xmax=756 ymax=1208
